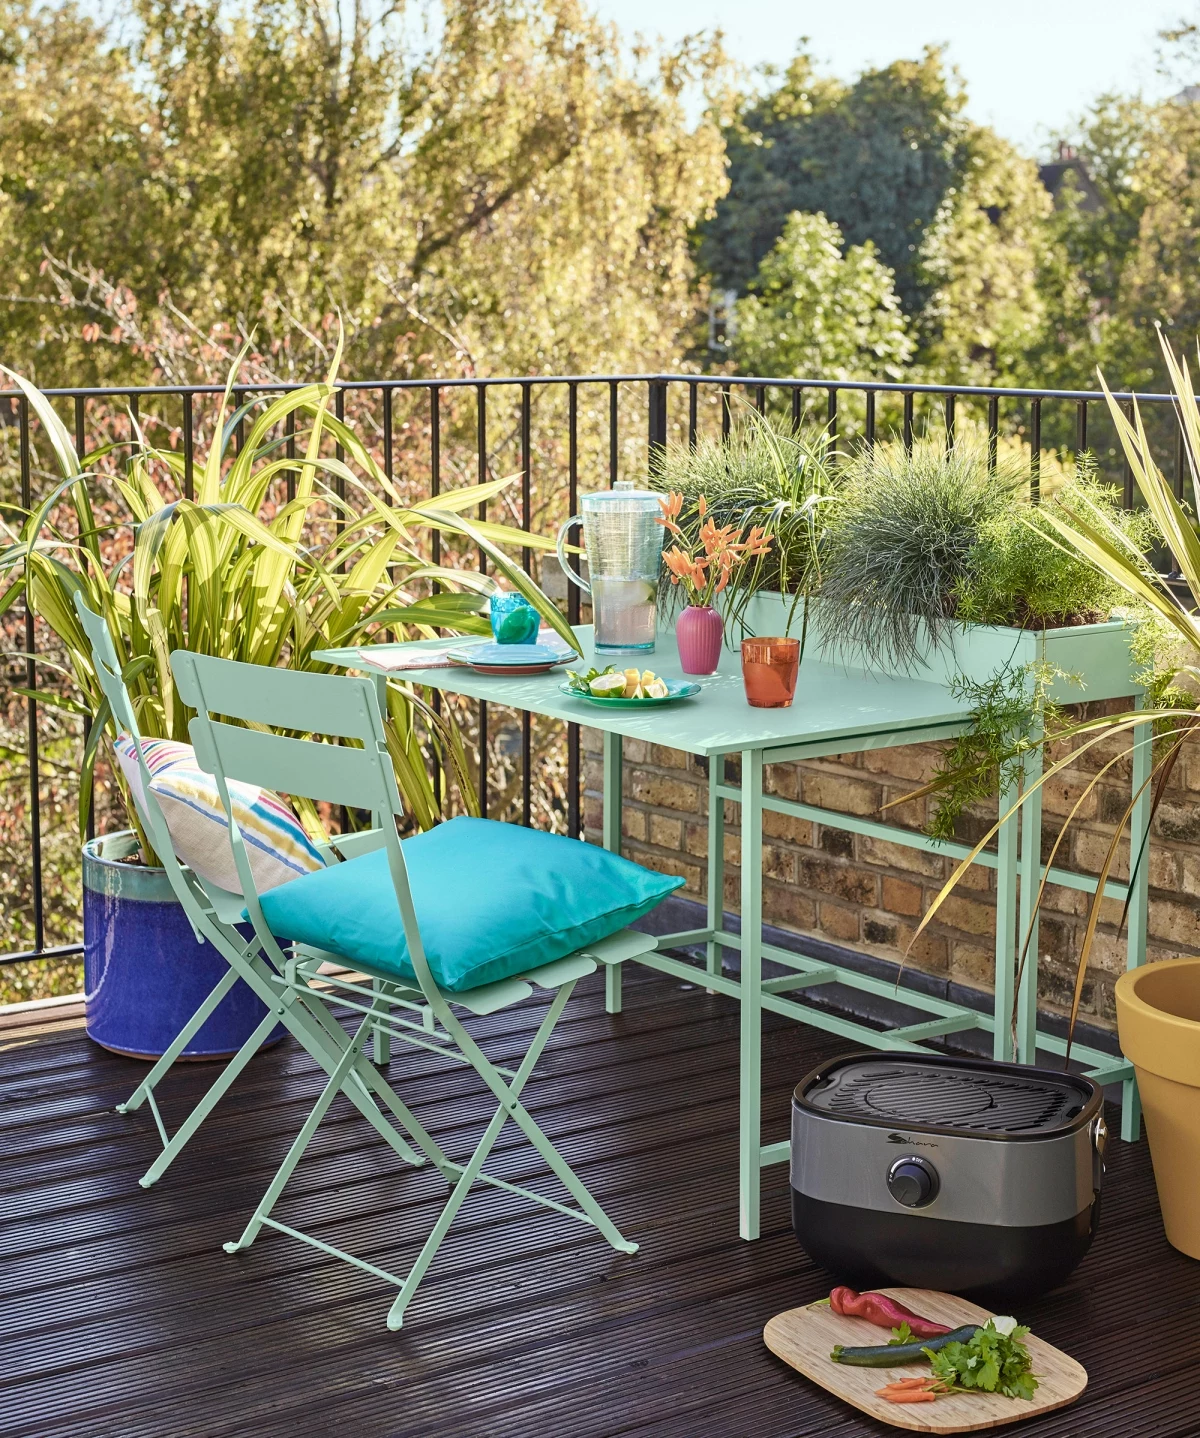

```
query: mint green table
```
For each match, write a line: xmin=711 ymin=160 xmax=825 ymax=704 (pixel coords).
xmin=315 ymin=627 xmax=1143 ymax=1240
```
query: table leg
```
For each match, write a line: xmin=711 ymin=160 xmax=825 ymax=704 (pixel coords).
xmin=993 ymin=769 xmax=1020 ymax=1063
xmin=375 ymin=675 xmax=394 ymax=1067
xmin=1123 ymin=699 xmax=1152 ymax=1141
xmin=706 ymin=756 xmax=726 ymax=987
xmin=1016 ymin=732 xmax=1044 ymax=1064
xmin=739 ymin=748 xmax=764 ymax=1242
xmin=603 ymin=730 xmax=624 ymax=1015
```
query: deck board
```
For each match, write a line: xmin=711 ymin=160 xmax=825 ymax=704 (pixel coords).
xmin=0 ymin=970 xmax=1195 ymax=1438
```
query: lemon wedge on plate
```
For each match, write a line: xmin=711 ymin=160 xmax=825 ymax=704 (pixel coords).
xmin=589 ymin=672 xmax=627 ymax=699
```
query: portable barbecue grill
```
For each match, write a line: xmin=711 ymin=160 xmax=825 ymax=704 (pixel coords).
xmin=789 ymin=1053 xmax=1106 ymax=1300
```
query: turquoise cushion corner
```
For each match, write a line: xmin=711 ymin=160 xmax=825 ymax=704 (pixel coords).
xmin=254 ymin=816 xmax=682 ymax=993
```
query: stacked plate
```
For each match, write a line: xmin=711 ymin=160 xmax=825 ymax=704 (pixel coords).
xmin=445 ymin=641 xmax=573 ymax=676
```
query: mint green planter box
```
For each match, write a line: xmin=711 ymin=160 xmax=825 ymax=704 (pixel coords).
xmin=742 ymin=593 xmax=1140 ymax=705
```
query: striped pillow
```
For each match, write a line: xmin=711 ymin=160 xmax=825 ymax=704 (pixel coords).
xmin=114 ymin=734 xmax=324 ymax=895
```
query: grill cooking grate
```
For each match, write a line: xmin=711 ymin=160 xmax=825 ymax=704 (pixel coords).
xmin=804 ymin=1060 xmax=1087 ymax=1134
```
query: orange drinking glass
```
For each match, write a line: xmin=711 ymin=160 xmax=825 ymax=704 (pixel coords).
xmin=741 ymin=636 xmax=800 ymax=708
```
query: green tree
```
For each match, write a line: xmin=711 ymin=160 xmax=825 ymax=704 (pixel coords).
xmin=0 ymin=0 xmax=731 ymax=384
xmin=732 ymin=211 xmax=913 ymax=380
xmin=0 ymin=1 xmax=159 ymax=374
xmin=701 ymin=44 xmax=1052 ymax=386
xmin=917 ymin=125 xmax=1053 ymax=385
xmin=700 ymin=46 xmax=967 ymax=316
xmin=1017 ymin=97 xmax=1157 ymax=394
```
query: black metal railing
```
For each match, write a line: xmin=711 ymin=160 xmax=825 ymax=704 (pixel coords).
xmin=0 ymin=371 xmax=1185 ymax=981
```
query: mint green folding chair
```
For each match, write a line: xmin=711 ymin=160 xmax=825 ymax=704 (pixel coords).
xmin=74 ymin=594 xmax=426 ymax=1188
xmin=171 ymin=649 xmax=655 ymax=1328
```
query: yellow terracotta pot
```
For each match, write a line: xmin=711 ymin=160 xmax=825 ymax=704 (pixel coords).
xmin=1116 ymin=957 xmax=1200 ymax=1260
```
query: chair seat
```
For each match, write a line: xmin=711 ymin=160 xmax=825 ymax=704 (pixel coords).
xmin=299 ymin=941 xmax=612 ymax=1016
xmin=254 ymin=817 xmax=681 ymax=995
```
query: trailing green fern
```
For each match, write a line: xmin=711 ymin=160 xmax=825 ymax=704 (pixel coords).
xmin=925 ymin=662 xmax=1074 ymax=843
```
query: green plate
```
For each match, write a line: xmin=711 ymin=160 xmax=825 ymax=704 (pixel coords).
xmin=559 ymin=678 xmax=701 ymax=708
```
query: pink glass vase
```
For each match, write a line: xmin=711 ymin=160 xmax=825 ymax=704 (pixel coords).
xmin=675 ymin=604 xmax=723 ymax=675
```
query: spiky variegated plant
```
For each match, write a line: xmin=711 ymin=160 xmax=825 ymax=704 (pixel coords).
xmin=907 ymin=327 xmax=1200 ymax=1053
xmin=0 ymin=341 xmax=577 ymax=859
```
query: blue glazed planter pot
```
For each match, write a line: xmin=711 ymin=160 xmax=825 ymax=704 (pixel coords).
xmin=83 ymin=831 xmax=283 ymax=1061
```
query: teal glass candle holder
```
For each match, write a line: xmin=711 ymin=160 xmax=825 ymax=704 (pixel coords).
xmin=490 ymin=592 xmax=540 ymax=644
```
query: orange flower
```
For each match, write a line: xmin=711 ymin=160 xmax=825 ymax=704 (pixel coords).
xmin=657 ymin=491 xmax=684 ymax=535
xmin=713 ymin=549 xmax=737 ymax=595
xmin=663 ymin=547 xmax=702 ymax=585
xmin=659 ymin=494 xmax=772 ymax=603
xmin=699 ymin=516 xmax=740 ymax=558
xmin=742 ymin=524 xmax=773 ymax=557
xmin=663 ymin=545 xmax=710 ymax=597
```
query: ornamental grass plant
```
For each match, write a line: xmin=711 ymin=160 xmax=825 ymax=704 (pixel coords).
xmin=815 ymin=438 xmax=1155 ymax=671
xmin=815 ymin=440 xmax=1023 ymax=670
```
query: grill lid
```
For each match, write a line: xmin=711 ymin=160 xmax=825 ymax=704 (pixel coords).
xmin=797 ymin=1055 xmax=1098 ymax=1137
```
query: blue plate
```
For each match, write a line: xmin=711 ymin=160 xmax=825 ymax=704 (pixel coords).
xmin=447 ymin=641 xmax=572 ymax=668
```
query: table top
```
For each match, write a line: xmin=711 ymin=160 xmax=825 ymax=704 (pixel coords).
xmin=313 ymin=628 xmax=974 ymax=758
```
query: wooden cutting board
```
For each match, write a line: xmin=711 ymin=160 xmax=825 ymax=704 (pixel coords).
xmin=764 ymin=1288 xmax=1087 ymax=1433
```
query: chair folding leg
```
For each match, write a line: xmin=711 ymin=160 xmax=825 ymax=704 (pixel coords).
xmin=261 ymin=981 xmax=428 ymax=1171
xmin=225 ymin=1011 xmax=377 ymax=1254
xmin=136 ymin=947 xmax=428 ymax=1188
xmin=270 ymin=984 xmax=458 ymax=1188
xmin=117 ymin=966 xmax=242 ymax=1119
xmin=386 ymin=1088 xmax=514 ymax=1328
xmin=372 ymin=977 xmax=392 ymax=1066
xmin=218 ymin=971 xmax=639 ymax=1330
xmin=138 ymin=1006 xmax=282 ymax=1188
xmin=386 ymin=980 xmax=637 ymax=1328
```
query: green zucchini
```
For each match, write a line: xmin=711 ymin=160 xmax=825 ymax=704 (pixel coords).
xmin=830 ymin=1324 xmax=980 ymax=1367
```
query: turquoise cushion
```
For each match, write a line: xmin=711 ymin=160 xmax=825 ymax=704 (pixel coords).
xmin=254 ymin=816 xmax=682 ymax=993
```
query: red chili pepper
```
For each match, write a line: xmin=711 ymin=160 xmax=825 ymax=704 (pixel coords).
xmin=828 ymin=1287 xmax=953 ymax=1338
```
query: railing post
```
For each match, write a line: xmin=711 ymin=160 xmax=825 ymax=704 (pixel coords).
xmin=1122 ymin=400 xmax=1134 ymax=508
xmin=647 ymin=379 xmax=668 ymax=476
xmin=987 ymin=396 xmax=999 ymax=476
xmin=19 ymin=395 xmax=43 ymax=954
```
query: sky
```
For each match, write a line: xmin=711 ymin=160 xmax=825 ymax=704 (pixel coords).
xmin=589 ymin=0 xmax=1190 ymax=155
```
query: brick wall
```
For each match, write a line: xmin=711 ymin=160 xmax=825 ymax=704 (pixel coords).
xmin=583 ymin=704 xmax=1200 ymax=1031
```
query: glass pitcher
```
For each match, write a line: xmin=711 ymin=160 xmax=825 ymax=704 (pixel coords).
xmin=556 ymin=481 xmax=665 ymax=654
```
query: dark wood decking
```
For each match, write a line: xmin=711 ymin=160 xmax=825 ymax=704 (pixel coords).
xmin=2 ymin=968 xmax=1198 ymax=1438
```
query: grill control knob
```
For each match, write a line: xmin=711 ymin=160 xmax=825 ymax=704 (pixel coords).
xmin=887 ymin=1156 xmax=939 ymax=1208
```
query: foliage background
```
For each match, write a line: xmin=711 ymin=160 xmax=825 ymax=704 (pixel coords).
xmin=4 ymin=0 xmax=1200 ymax=1005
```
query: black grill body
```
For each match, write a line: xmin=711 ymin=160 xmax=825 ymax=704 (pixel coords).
xmin=790 ymin=1053 xmax=1105 ymax=1301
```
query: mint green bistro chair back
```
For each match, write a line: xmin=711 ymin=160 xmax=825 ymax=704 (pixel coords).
xmin=172 ymin=648 xmax=647 ymax=1329
xmin=72 ymin=595 xmax=190 ymax=910
xmin=71 ymin=594 xmax=425 ymax=1190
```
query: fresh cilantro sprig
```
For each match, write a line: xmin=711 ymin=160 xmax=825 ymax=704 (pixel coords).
xmin=888 ymin=1322 xmax=914 ymax=1346
xmin=924 ymin=1319 xmax=1038 ymax=1401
